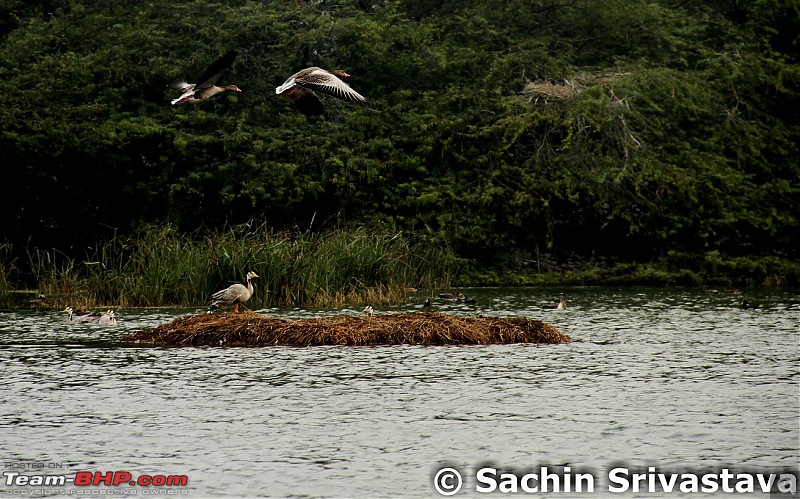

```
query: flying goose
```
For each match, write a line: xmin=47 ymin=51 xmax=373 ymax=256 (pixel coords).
xmin=171 ymin=51 xmax=241 ymax=105
xmin=275 ymin=67 xmax=367 ymax=116
xmin=210 ymin=271 xmax=259 ymax=313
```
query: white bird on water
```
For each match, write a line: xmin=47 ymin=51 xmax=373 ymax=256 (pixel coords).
xmin=63 ymin=307 xmax=100 ymax=324
xmin=98 ymin=310 xmax=117 ymax=326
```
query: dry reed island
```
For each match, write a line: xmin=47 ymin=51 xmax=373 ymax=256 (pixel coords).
xmin=122 ymin=311 xmax=571 ymax=347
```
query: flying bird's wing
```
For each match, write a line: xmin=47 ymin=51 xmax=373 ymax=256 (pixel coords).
xmin=287 ymin=87 xmax=325 ymax=116
xmin=170 ymin=81 xmax=195 ymax=92
xmin=300 ymin=69 xmax=367 ymax=104
xmin=196 ymin=51 xmax=238 ymax=89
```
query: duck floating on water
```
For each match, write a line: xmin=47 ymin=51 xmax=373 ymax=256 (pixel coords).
xmin=435 ymin=292 xmax=478 ymax=305
xmin=171 ymin=51 xmax=241 ymax=105
xmin=210 ymin=271 xmax=259 ymax=314
xmin=544 ymin=299 xmax=567 ymax=310
xmin=98 ymin=310 xmax=117 ymax=326
xmin=63 ymin=307 xmax=118 ymax=325
xmin=437 ymin=292 xmax=465 ymax=300
xmin=362 ymin=305 xmax=374 ymax=316
xmin=63 ymin=307 xmax=95 ymax=323
xmin=63 ymin=307 xmax=101 ymax=324
xmin=276 ymin=67 xmax=367 ymax=116
xmin=740 ymin=299 xmax=760 ymax=310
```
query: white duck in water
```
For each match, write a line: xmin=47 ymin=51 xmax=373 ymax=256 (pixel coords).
xmin=63 ymin=307 xmax=100 ymax=324
xmin=361 ymin=305 xmax=374 ymax=316
xmin=210 ymin=271 xmax=259 ymax=313
xmin=544 ymin=299 xmax=567 ymax=310
xmin=171 ymin=51 xmax=241 ymax=105
xmin=98 ymin=310 xmax=117 ymax=326
xmin=275 ymin=67 xmax=367 ymax=116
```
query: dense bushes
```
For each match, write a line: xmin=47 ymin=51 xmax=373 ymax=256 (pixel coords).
xmin=1 ymin=0 xmax=797 ymax=291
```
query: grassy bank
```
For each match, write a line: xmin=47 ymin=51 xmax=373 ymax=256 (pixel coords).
xmin=3 ymin=228 xmax=796 ymax=310
xmin=457 ymin=252 xmax=800 ymax=288
xmin=2 ymin=224 xmax=454 ymax=308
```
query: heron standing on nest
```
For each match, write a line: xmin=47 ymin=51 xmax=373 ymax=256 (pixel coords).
xmin=211 ymin=271 xmax=259 ymax=313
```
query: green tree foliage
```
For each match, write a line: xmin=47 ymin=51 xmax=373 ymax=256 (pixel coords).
xmin=1 ymin=0 xmax=797 ymax=283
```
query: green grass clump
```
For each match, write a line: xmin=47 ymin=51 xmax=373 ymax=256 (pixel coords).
xmin=0 ymin=243 xmax=17 ymax=307
xmin=23 ymin=224 xmax=453 ymax=308
xmin=0 ymin=243 xmax=13 ymax=294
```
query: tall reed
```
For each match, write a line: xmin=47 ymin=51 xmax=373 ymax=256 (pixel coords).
xmin=27 ymin=248 xmax=88 ymax=304
xmin=0 ymin=243 xmax=15 ymax=295
xmin=23 ymin=224 xmax=453 ymax=308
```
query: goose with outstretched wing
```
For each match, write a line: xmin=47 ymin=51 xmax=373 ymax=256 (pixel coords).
xmin=276 ymin=67 xmax=366 ymax=116
xmin=171 ymin=51 xmax=241 ymax=105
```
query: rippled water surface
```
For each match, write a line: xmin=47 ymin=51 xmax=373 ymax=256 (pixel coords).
xmin=1 ymin=288 xmax=798 ymax=497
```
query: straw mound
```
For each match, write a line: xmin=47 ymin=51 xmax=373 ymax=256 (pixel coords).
xmin=122 ymin=311 xmax=570 ymax=347
xmin=522 ymin=80 xmax=579 ymax=101
xmin=522 ymin=73 xmax=632 ymax=104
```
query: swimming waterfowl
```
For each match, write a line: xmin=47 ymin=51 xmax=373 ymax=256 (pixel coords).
xmin=275 ymin=67 xmax=367 ymax=116
xmin=437 ymin=292 xmax=466 ymax=305
xmin=362 ymin=305 xmax=374 ymax=316
xmin=63 ymin=307 xmax=101 ymax=324
xmin=741 ymin=299 xmax=760 ymax=310
xmin=544 ymin=299 xmax=567 ymax=310
xmin=437 ymin=292 xmax=465 ymax=300
xmin=422 ymin=298 xmax=432 ymax=308
xmin=98 ymin=310 xmax=117 ymax=326
xmin=210 ymin=271 xmax=259 ymax=313
xmin=171 ymin=51 xmax=241 ymax=105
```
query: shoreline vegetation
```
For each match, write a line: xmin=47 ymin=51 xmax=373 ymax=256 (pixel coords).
xmin=1 ymin=2 xmax=797 ymax=300
xmin=0 ymin=224 xmax=454 ymax=309
xmin=1 ymin=224 xmax=797 ymax=310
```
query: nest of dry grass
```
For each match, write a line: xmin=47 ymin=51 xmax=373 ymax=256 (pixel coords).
xmin=122 ymin=311 xmax=570 ymax=347
xmin=521 ymin=72 xmax=632 ymax=104
xmin=522 ymin=80 xmax=579 ymax=101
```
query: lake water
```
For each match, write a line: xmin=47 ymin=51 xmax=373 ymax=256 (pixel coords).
xmin=1 ymin=287 xmax=798 ymax=498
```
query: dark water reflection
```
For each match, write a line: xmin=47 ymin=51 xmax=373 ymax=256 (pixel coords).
xmin=1 ymin=287 xmax=798 ymax=497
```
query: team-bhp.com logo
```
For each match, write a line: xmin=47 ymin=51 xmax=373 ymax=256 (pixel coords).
xmin=4 ymin=470 xmax=188 ymax=487
xmin=74 ymin=471 xmax=188 ymax=487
